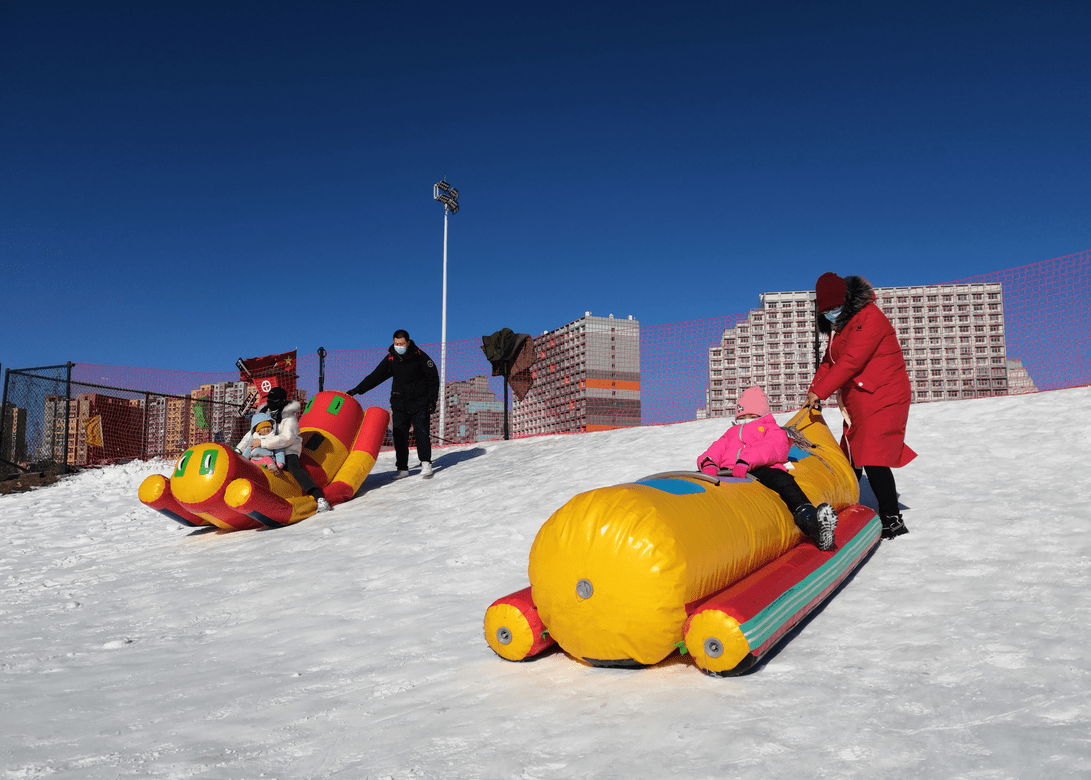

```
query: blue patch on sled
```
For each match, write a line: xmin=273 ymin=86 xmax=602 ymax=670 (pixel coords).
xmin=635 ymin=478 xmax=706 ymax=495
xmin=787 ymin=446 xmax=812 ymax=462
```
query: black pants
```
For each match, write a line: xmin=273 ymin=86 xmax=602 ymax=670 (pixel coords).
xmin=854 ymin=465 xmax=899 ymax=518
xmin=283 ymin=453 xmax=324 ymax=500
xmin=392 ymin=408 xmax=432 ymax=470
xmin=749 ymin=466 xmax=811 ymax=515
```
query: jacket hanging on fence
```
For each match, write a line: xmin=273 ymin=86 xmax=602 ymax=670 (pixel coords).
xmin=481 ymin=328 xmax=537 ymax=401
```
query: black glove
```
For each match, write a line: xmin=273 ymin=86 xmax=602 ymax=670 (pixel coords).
xmin=346 ymin=388 xmax=358 ymax=396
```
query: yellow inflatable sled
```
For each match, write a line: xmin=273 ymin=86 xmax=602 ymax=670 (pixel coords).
xmin=484 ymin=408 xmax=882 ymax=675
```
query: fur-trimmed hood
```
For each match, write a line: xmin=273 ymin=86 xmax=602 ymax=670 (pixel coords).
xmin=818 ymin=275 xmax=876 ymax=333
xmin=260 ymin=399 xmax=301 ymax=420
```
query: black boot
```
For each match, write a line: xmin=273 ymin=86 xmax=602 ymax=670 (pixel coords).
xmin=794 ymin=504 xmax=836 ymax=552
xmin=881 ymin=513 xmax=909 ymax=540
xmin=816 ymin=502 xmax=837 ymax=551
xmin=793 ymin=503 xmax=818 ymax=541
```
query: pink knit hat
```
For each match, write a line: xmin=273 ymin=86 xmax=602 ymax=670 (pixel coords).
xmin=735 ymin=385 xmax=771 ymax=418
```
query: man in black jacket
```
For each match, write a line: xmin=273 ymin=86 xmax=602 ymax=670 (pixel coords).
xmin=348 ymin=329 xmax=440 ymax=479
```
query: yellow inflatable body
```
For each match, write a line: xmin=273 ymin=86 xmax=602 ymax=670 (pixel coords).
xmin=525 ymin=408 xmax=859 ymax=666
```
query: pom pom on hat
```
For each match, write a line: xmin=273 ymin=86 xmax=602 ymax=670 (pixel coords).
xmin=735 ymin=385 xmax=771 ymax=418
xmin=815 ymin=272 xmax=847 ymax=312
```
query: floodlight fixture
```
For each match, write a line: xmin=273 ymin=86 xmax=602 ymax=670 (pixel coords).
xmin=433 ymin=180 xmax=459 ymax=213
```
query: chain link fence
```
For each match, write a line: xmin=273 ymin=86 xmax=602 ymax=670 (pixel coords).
xmin=1 ymin=365 xmax=250 ymax=475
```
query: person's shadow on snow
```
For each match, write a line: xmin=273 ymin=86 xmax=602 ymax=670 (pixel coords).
xmin=430 ymin=446 xmax=487 ymax=473
xmin=354 ymin=447 xmax=488 ymax=495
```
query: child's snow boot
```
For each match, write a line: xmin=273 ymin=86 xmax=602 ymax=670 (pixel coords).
xmin=816 ymin=502 xmax=838 ymax=551
xmin=881 ymin=513 xmax=909 ymax=540
xmin=794 ymin=504 xmax=820 ymax=547
xmin=794 ymin=503 xmax=837 ymax=552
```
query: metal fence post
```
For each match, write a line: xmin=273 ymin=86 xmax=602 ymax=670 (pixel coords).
xmin=0 ymin=364 xmax=7 ymax=470
xmin=318 ymin=347 xmax=327 ymax=393
xmin=142 ymin=391 xmax=150 ymax=460
xmin=503 ymin=374 xmax=510 ymax=440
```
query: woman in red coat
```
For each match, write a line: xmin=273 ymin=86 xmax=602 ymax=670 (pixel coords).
xmin=804 ymin=273 xmax=916 ymax=540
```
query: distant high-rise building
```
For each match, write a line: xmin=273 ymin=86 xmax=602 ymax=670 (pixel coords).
xmin=137 ymin=380 xmax=250 ymax=460
xmin=145 ymin=395 xmax=170 ymax=458
xmin=39 ymin=395 xmax=68 ymax=462
xmin=210 ymin=381 xmax=249 ymax=445
xmin=512 ymin=313 xmax=640 ymax=436
xmin=703 ymin=282 xmax=1013 ymax=417
xmin=436 ymin=376 xmax=504 ymax=443
xmin=164 ymin=396 xmax=190 ymax=456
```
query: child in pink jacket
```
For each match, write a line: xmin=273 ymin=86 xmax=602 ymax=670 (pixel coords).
xmin=697 ymin=386 xmax=837 ymax=551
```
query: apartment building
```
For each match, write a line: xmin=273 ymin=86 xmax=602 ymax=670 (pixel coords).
xmin=435 ymin=376 xmax=504 ymax=443
xmin=188 ymin=381 xmax=249 ymax=447
xmin=38 ymin=395 xmax=69 ymax=462
xmin=512 ymin=313 xmax=640 ymax=436
xmin=703 ymin=282 xmax=1027 ymax=417
xmin=211 ymin=380 xmax=250 ymax=445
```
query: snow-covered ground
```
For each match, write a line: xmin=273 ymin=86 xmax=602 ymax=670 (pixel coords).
xmin=2 ymin=388 xmax=1090 ymax=779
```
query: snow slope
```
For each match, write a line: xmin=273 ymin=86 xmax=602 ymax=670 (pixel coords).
xmin=2 ymin=388 xmax=1090 ymax=779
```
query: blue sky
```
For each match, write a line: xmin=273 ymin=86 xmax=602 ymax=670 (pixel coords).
xmin=3 ymin=0 xmax=1089 ymax=374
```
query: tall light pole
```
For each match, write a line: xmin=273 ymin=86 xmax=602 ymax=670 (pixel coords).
xmin=433 ymin=180 xmax=459 ymax=442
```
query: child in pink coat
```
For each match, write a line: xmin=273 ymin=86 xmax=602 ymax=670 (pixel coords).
xmin=697 ymin=386 xmax=837 ymax=551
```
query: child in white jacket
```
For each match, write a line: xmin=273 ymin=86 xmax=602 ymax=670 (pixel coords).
xmin=238 ymin=412 xmax=286 ymax=470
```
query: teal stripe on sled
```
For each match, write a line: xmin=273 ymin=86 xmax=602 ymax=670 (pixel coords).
xmin=740 ymin=516 xmax=881 ymax=650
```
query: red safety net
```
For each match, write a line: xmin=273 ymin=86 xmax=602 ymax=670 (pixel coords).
xmin=640 ymin=314 xmax=749 ymax=425
xmin=327 ymin=338 xmax=511 ymax=445
xmin=949 ymin=249 xmax=1090 ymax=392
xmin=3 ymin=250 xmax=1087 ymax=472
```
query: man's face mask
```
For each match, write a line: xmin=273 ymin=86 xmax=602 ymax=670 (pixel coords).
xmin=822 ymin=307 xmax=842 ymax=323
xmin=394 ymin=344 xmax=407 ymax=355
